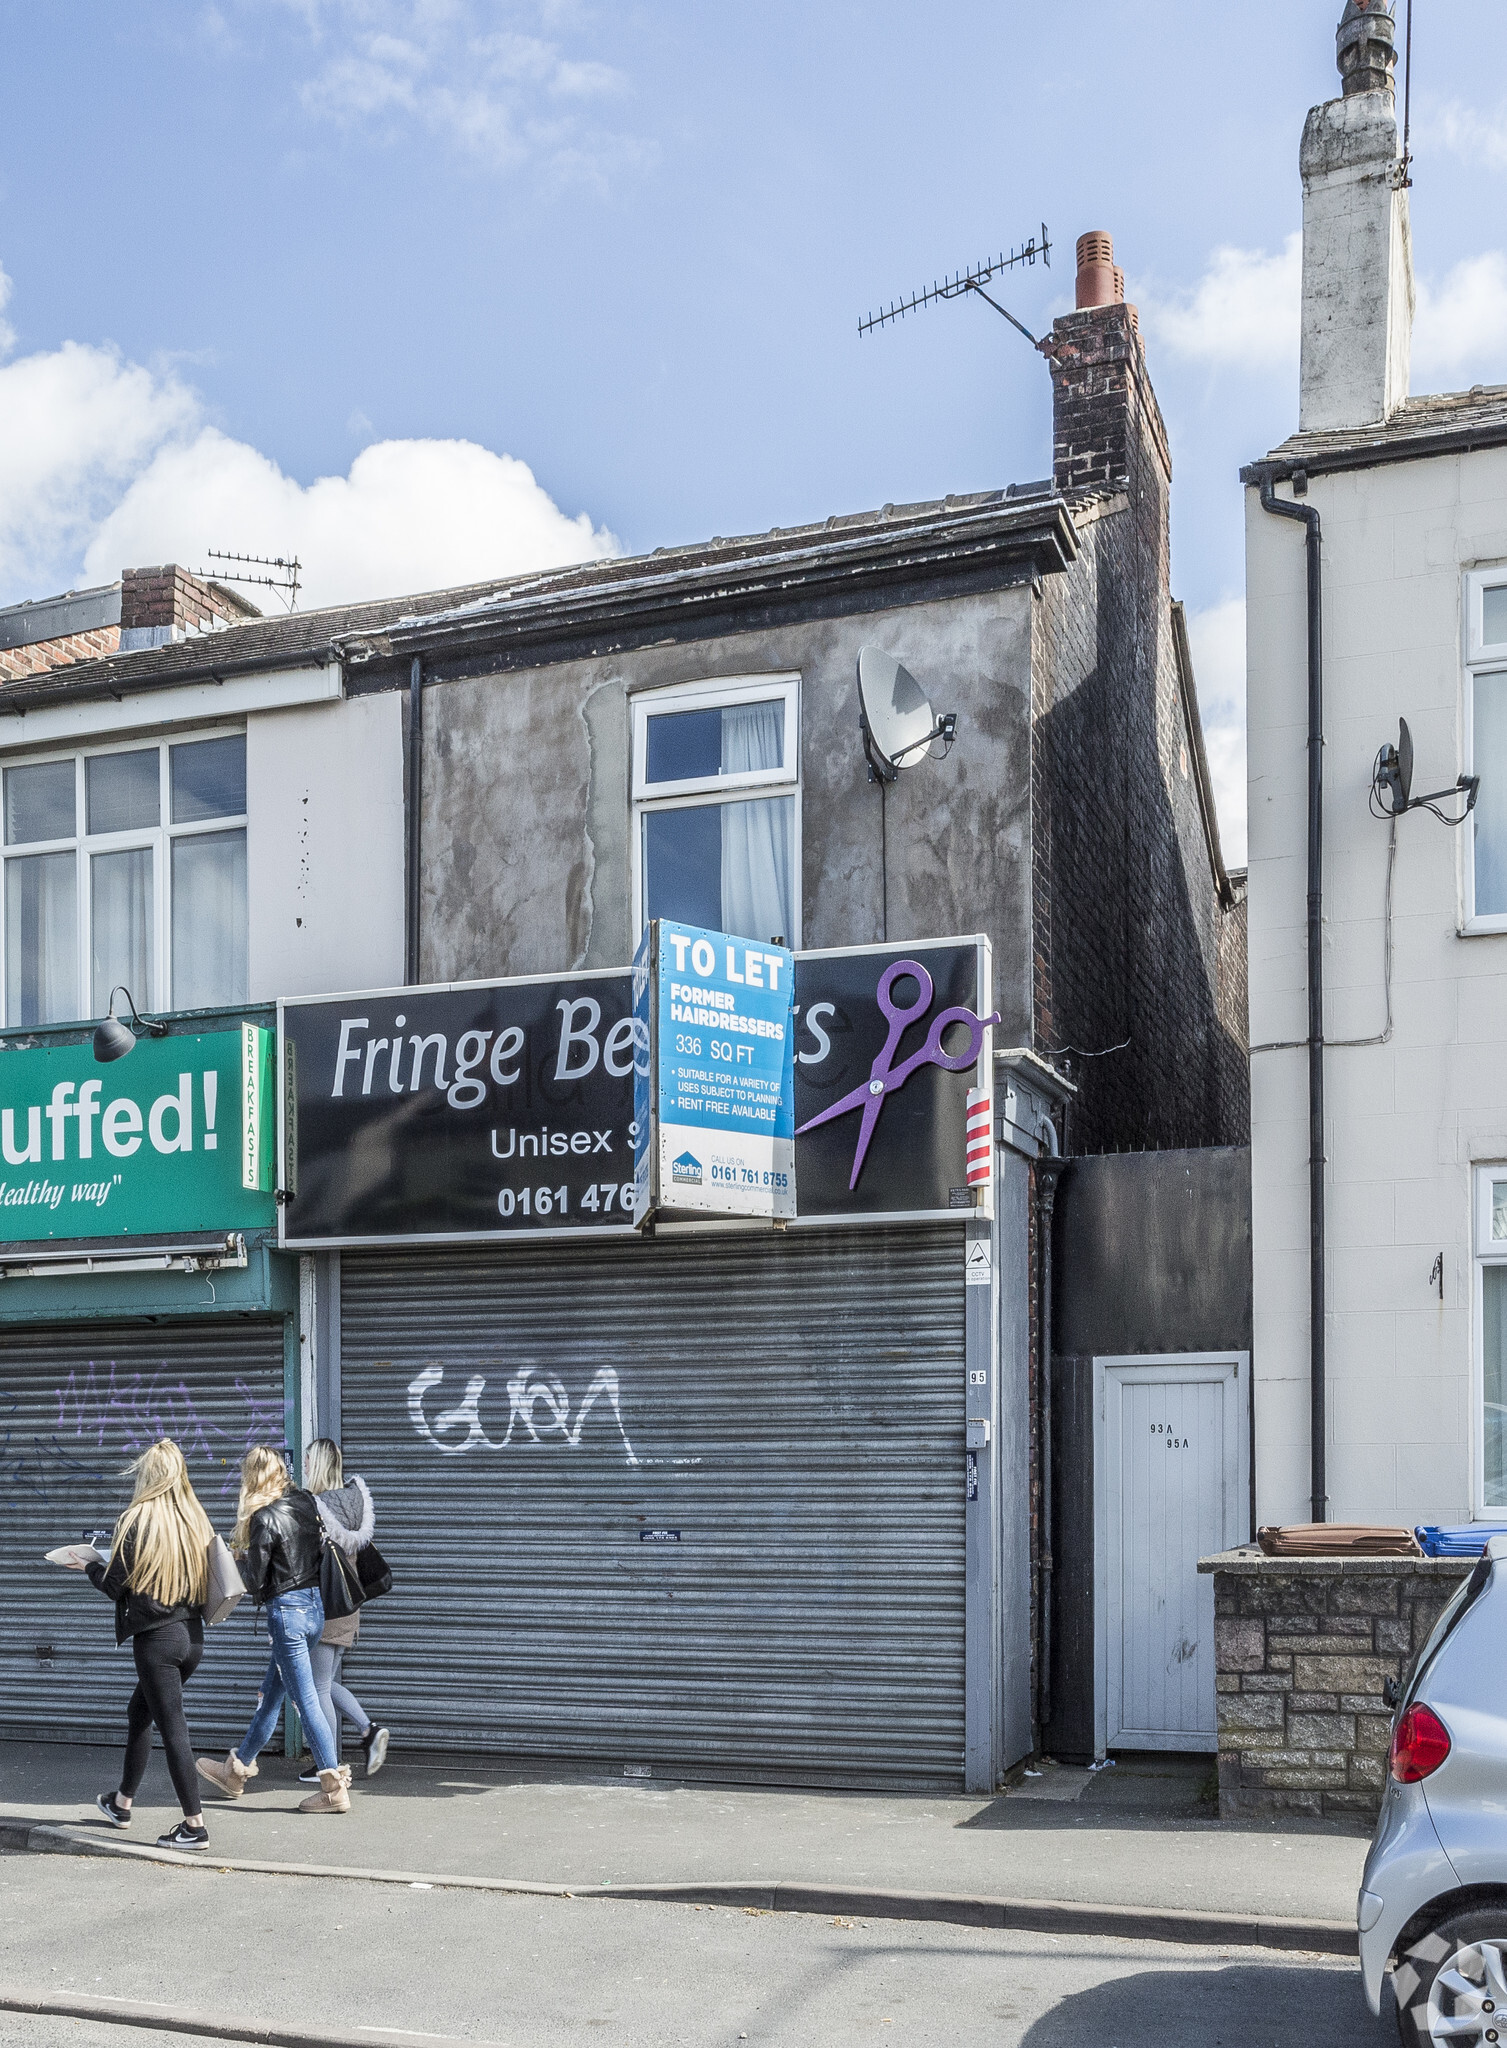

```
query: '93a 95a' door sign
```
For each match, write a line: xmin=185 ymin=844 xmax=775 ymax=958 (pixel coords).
xmin=277 ymin=935 xmax=993 ymax=1246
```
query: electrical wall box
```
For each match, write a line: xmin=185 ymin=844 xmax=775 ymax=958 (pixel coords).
xmin=966 ymin=1418 xmax=991 ymax=1449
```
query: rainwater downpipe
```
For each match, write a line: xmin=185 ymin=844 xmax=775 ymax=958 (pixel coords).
xmin=405 ymin=656 xmax=423 ymax=986
xmin=1257 ymin=470 xmax=1327 ymax=1523
xmin=1035 ymin=1150 xmax=1064 ymax=1737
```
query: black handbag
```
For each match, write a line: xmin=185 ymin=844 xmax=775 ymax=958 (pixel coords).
xmin=355 ymin=1541 xmax=393 ymax=1601
xmin=319 ymin=1535 xmax=365 ymax=1621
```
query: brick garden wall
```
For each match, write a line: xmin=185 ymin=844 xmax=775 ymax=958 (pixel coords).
xmin=1203 ymin=1549 xmax=1471 ymax=1821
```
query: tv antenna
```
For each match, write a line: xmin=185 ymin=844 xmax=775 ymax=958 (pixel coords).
xmin=198 ymin=549 xmax=303 ymax=612
xmin=859 ymin=226 xmax=1050 ymax=348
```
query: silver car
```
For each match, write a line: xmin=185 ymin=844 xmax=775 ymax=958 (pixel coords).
xmin=1360 ymin=1532 xmax=1507 ymax=2044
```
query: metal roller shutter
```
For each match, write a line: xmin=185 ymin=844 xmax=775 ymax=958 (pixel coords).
xmin=339 ymin=1223 xmax=966 ymax=1789
xmin=0 ymin=1317 xmax=287 ymax=1746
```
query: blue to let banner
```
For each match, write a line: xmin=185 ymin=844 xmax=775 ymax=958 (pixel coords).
xmin=632 ymin=920 xmax=795 ymax=1222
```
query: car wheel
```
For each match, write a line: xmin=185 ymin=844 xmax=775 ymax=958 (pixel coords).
xmin=1394 ymin=1907 xmax=1507 ymax=2047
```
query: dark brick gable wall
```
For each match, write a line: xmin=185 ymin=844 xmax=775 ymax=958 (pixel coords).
xmin=1032 ymin=304 xmax=1249 ymax=1153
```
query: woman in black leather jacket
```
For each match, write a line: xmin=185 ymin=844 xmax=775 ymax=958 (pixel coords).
xmin=69 ymin=1437 xmax=216 ymax=1852
xmin=194 ymin=1446 xmax=352 ymax=1815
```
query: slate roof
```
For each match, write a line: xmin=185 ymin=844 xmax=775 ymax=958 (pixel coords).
xmin=0 ymin=483 xmax=1078 ymax=714
xmin=1247 ymin=384 xmax=1507 ymax=481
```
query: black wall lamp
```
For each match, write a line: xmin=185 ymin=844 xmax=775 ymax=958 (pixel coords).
xmin=93 ymin=986 xmax=168 ymax=1064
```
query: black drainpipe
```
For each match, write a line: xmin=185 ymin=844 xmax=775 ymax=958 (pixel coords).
xmin=1036 ymin=1153 xmax=1064 ymax=1737
xmin=405 ymin=655 xmax=423 ymax=986
xmin=1257 ymin=469 xmax=1327 ymax=1523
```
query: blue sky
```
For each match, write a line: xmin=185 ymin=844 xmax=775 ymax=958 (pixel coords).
xmin=1 ymin=0 xmax=1505 ymax=858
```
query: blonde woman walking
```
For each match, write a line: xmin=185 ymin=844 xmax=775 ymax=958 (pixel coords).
xmin=70 ymin=1438 xmax=215 ymax=1852
xmin=195 ymin=1446 xmax=350 ymax=1815
xmin=301 ymin=1438 xmax=390 ymax=1784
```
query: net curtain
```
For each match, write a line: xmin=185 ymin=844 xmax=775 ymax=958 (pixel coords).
xmin=719 ymin=701 xmax=793 ymax=944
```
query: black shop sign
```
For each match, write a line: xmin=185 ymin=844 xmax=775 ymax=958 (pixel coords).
xmin=278 ymin=937 xmax=994 ymax=1246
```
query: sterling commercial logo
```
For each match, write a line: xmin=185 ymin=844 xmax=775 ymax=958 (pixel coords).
xmin=671 ymin=1150 xmax=703 ymax=1185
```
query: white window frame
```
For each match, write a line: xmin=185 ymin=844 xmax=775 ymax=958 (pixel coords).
xmin=1462 ymin=566 xmax=1507 ymax=932
xmin=0 ymin=727 xmax=248 ymax=1026
xmin=1472 ymin=1164 xmax=1507 ymax=1517
xmin=629 ymin=674 xmax=802 ymax=947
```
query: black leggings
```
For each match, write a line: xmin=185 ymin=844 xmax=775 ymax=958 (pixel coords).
xmin=121 ymin=1621 xmax=204 ymax=1816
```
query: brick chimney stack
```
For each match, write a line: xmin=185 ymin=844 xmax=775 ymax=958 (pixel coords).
xmin=119 ymin=564 xmax=257 ymax=651
xmin=1041 ymin=231 xmax=1172 ymax=501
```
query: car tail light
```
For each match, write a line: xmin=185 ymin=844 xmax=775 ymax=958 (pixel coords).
xmin=1390 ymin=1703 xmax=1452 ymax=1782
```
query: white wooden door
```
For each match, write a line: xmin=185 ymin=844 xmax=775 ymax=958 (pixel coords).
xmin=1099 ymin=1355 xmax=1247 ymax=1753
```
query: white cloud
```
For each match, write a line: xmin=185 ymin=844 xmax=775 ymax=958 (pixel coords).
xmin=1185 ymin=596 xmax=1247 ymax=868
xmin=82 ymin=430 xmax=618 ymax=611
xmin=1139 ymin=235 xmax=1301 ymax=372
xmin=286 ymin=1 xmax=640 ymax=183
xmin=1422 ymin=100 xmax=1507 ymax=174
xmin=1413 ymin=253 xmax=1507 ymax=382
xmin=0 ymin=259 xmax=618 ymax=614
xmin=1139 ymin=233 xmax=1507 ymax=395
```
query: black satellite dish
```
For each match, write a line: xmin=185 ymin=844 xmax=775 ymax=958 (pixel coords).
xmin=856 ymin=646 xmax=957 ymax=784
xmin=1375 ymin=718 xmax=1414 ymax=816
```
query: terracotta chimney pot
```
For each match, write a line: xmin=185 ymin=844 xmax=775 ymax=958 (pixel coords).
xmin=1075 ymin=231 xmax=1124 ymax=311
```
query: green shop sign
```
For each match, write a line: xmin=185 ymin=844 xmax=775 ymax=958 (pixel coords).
xmin=0 ymin=1026 xmax=276 ymax=1243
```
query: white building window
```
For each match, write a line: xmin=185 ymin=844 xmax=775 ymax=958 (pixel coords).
xmin=1475 ymin=1166 xmax=1507 ymax=1512
xmin=631 ymin=676 xmax=800 ymax=946
xmin=1 ymin=731 xmax=247 ymax=1027
xmin=1464 ymin=567 xmax=1507 ymax=928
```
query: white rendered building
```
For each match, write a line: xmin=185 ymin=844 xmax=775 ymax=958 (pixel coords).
xmin=1246 ymin=0 xmax=1507 ymax=1526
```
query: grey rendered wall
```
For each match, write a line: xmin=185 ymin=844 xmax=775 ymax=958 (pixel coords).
xmin=416 ymin=586 xmax=1036 ymax=1035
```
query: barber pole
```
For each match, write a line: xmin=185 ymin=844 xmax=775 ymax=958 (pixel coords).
xmin=965 ymin=1085 xmax=992 ymax=1187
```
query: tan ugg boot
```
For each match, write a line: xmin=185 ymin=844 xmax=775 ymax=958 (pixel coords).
xmin=298 ymin=1764 xmax=351 ymax=1815
xmin=195 ymin=1751 xmax=254 ymax=1799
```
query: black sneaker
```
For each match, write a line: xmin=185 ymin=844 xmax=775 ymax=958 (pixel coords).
xmin=361 ymin=1725 xmax=390 ymax=1778
xmin=95 ymin=1792 xmax=130 ymax=1828
xmin=297 ymin=1765 xmax=323 ymax=1785
xmin=157 ymin=1821 xmax=209 ymax=1852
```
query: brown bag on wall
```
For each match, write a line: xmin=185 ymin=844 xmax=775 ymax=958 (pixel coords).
xmin=1256 ymin=1524 xmax=1422 ymax=1558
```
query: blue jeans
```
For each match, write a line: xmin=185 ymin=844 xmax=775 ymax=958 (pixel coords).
xmin=236 ymin=1588 xmax=338 ymax=1775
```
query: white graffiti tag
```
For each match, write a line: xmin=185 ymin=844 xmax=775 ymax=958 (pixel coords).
xmin=407 ymin=1362 xmax=638 ymax=1466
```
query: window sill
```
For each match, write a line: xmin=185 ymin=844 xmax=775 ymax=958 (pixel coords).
xmin=1457 ymin=920 xmax=1507 ymax=939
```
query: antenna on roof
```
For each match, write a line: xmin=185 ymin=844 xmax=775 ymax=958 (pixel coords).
xmin=859 ymin=226 xmax=1051 ymax=347
xmin=198 ymin=550 xmax=302 ymax=613
xmin=1399 ymin=0 xmax=1415 ymax=188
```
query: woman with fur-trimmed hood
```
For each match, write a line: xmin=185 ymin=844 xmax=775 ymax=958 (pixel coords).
xmin=301 ymin=1439 xmax=390 ymax=1783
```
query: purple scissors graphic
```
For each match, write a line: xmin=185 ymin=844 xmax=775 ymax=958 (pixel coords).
xmin=796 ymin=959 xmax=1001 ymax=1190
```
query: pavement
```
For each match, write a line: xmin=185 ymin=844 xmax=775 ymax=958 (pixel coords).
xmin=0 ymin=1740 xmax=1370 ymax=1954
xmin=0 ymin=1851 xmax=1389 ymax=2048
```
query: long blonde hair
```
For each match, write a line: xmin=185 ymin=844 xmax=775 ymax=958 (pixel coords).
xmin=232 ymin=1444 xmax=291 ymax=1552
xmin=304 ymin=1438 xmax=343 ymax=1495
xmin=110 ymin=1439 xmax=215 ymax=1608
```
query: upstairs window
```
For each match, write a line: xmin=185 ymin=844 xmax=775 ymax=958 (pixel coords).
xmin=1465 ymin=569 xmax=1507 ymax=927
xmin=1 ymin=731 xmax=248 ymax=1027
xmin=631 ymin=677 xmax=800 ymax=946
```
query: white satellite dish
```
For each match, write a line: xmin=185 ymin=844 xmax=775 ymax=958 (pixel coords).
xmin=856 ymin=645 xmax=957 ymax=784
